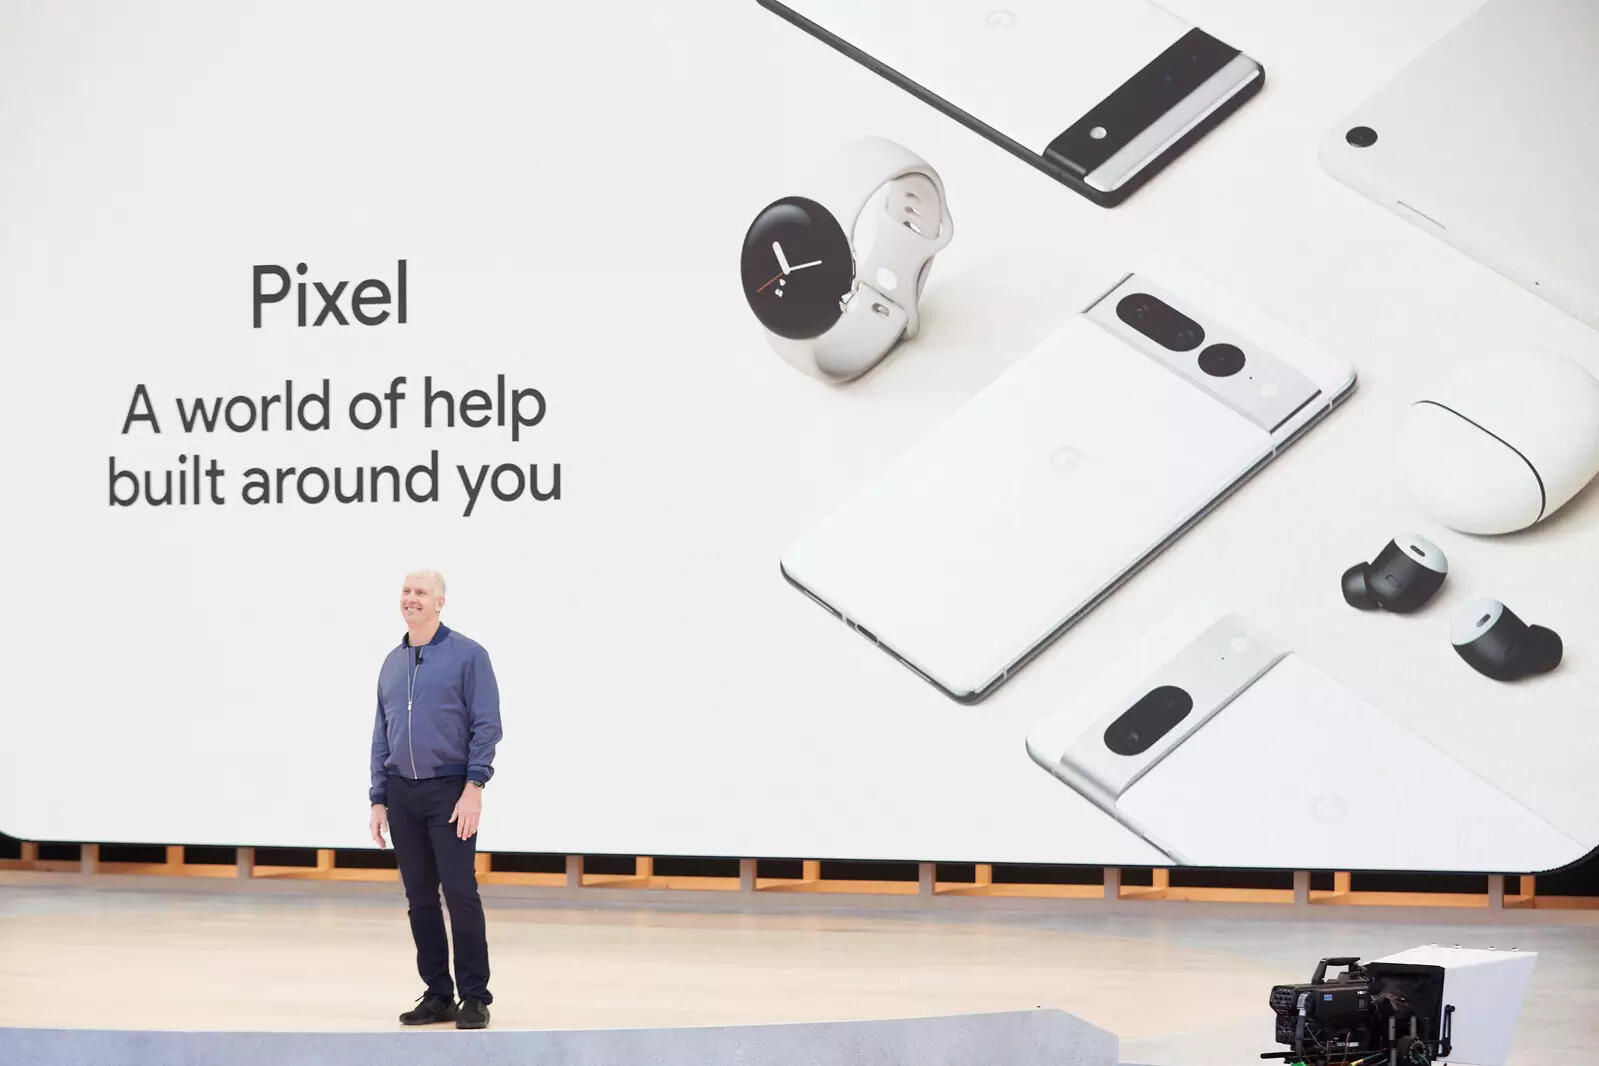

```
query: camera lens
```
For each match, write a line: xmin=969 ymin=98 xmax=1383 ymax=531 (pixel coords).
xmin=1346 ymin=125 xmax=1378 ymax=148
xmin=1103 ymin=685 xmax=1194 ymax=756
xmin=1115 ymin=293 xmax=1205 ymax=353
xmin=1198 ymin=343 xmax=1246 ymax=377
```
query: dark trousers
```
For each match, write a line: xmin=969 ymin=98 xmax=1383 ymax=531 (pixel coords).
xmin=386 ymin=773 xmax=492 ymax=1003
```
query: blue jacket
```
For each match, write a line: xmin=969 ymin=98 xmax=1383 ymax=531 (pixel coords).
xmin=369 ymin=624 xmax=502 ymax=804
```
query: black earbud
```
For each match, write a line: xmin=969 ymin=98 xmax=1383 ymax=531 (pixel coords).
xmin=1341 ymin=533 xmax=1448 ymax=613
xmin=1451 ymin=599 xmax=1563 ymax=681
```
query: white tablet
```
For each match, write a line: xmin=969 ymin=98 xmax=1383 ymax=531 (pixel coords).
xmin=1319 ymin=0 xmax=1599 ymax=329
xmin=780 ymin=255 xmax=1354 ymax=703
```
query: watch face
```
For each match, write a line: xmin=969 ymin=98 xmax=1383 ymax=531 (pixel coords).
xmin=740 ymin=196 xmax=854 ymax=340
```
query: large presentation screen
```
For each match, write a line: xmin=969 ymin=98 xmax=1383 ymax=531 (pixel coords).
xmin=2 ymin=1 xmax=1595 ymax=873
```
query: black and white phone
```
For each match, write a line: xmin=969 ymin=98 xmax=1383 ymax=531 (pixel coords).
xmin=757 ymin=0 xmax=1264 ymax=206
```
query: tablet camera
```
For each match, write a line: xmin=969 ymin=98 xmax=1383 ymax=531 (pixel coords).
xmin=1345 ymin=125 xmax=1378 ymax=148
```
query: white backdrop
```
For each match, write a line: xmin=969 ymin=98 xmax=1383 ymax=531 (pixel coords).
xmin=1 ymin=0 xmax=1595 ymax=868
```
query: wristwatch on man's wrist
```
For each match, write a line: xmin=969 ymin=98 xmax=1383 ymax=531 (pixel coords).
xmin=468 ymin=780 xmax=485 ymax=789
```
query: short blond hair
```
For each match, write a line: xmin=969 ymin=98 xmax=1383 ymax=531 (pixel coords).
xmin=405 ymin=569 xmax=446 ymax=596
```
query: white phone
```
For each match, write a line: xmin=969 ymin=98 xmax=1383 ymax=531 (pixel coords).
xmin=757 ymin=0 xmax=1263 ymax=206
xmin=780 ymin=254 xmax=1355 ymax=703
xmin=1025 ymin=605 xmax=1583 ymax=872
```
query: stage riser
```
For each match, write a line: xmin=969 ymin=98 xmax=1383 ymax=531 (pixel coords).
xmin=1 ymin=1009 xmax=1120 ymax=1066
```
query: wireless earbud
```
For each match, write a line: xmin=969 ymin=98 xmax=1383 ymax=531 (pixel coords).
xmin=1451 ymin=599 xmax=1563 ymax=681
xmin=1341 ymin=533 xmax=1448 ymax=613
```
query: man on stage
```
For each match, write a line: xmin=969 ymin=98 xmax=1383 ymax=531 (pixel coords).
xmin=368 ymin=569 xmax=503 ymax=1029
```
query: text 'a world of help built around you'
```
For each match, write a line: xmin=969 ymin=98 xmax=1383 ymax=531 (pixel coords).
xmin=108 ymin=259 xmax=563 ymax=518
xmin=110 ymin=376 xmax=561 ymax=518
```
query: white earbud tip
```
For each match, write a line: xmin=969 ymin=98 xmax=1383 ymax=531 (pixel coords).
xmin=1394 ymin=532 xmax=1448 ymax=574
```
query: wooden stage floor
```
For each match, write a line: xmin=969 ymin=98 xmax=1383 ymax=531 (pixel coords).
xmin=0 ymin=872 xmax=1594 ymax=1065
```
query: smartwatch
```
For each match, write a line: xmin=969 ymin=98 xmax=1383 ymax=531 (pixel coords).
xmin=740 ymin=137 xmax=953 ymax=382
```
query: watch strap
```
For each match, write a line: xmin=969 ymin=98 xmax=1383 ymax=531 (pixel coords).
xmin=789 ymin=137 xmax=953 ymax=382
xmin=767 ymin=283 xmax=908 ymax=380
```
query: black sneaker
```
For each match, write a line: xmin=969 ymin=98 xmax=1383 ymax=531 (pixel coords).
xmin=399 ymin=993 xmax=458 ymax=1025
xmin=456 ymin=997 xmax=490 ymax=1030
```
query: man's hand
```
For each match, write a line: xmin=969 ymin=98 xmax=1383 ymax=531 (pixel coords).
xmin=369 ymin=804 xmax=389 ymax=849
xmin=450 ymin=784 xmax=483 ymax=840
